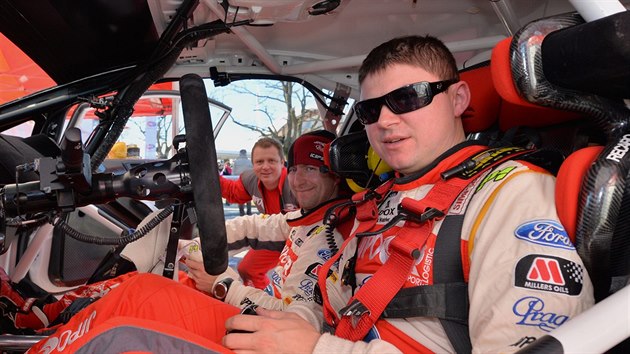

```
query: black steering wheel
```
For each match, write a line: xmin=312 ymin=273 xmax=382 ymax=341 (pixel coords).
xmin=179 ymin=74 xmax=228 ymax=275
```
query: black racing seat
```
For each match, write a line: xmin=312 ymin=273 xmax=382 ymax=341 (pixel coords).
xmin=0 ymin=134 xmax=58 ymax=185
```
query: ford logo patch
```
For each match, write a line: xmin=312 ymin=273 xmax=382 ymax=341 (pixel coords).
xmin=514 ymin=220 xmax=574 ymax=250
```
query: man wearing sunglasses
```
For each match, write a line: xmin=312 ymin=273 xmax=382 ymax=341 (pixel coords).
xmin=221 ymin=35 xmax=594 ymax=353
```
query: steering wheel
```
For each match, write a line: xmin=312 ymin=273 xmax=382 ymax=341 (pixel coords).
xmin=179 ymin=74 xmax=228 ymax=275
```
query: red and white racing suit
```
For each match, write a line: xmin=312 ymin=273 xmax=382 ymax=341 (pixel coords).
xmin=219 ymin=167 xmax=299 ymax=289
xmin=208 ymin=197 xmax=352 ymax=326
xmin=313 ymin=143 xmax=594 ymax=354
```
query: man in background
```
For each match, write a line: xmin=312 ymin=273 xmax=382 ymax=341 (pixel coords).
xmin=232 ymin=148 xmax=253 ymax=216
xmin=219 ymin=137 xmax=298 ymax=289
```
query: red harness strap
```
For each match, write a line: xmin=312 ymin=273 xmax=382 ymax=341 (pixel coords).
xmin=320 ymin=146 xmax=536 ymax=344
xmin=320 ymin=178 xmax=470 ymax=341
xmin=318 ymin=180 xmax=394 ymax=330
xmin=333 ymin=178 xmax=471 ymax=341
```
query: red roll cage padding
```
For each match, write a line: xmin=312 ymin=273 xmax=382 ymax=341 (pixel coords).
xmin=555 ymin=146 xmax=603 ymax=243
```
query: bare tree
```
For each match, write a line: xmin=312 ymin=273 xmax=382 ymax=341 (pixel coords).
xmin=128 ymin=115 xmax=176 ymax=159
xmin=229 ymin=80 xmax=322 ymax=155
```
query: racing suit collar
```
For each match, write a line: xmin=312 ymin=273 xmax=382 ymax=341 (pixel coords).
xmin=286 ymin=196 xmax=350 ymax=226
xmin=393 ymin=140 xmax=487 ymax=189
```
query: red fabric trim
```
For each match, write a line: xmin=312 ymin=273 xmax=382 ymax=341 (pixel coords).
xmin=490 ymin=37 xmax=583 ymax=131
xmin=555 ymin=146 xmax=603 ymax=242
xmin=376 ymin=319 xmax=434 ymax=354
xmin=461 ymin=65 xmax=502 ymax=134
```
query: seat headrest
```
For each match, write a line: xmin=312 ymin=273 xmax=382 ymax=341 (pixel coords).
xmin=460 ymin=38 xmax=586 ymax=136
xmin=461 ymin=64 xmax=501 ymax=133
xmin=490 ymin=37 xmax=584 ymax=131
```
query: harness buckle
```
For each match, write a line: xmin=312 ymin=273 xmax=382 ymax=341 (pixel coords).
xmin=322 ymin=321 xmax=336 ymax=334
xmin=419 ymin=207 xmax=445 ymax=222
xmin=340 ymin=299 xmax=371 ymax=328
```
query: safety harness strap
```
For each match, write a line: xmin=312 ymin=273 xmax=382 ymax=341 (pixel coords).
xmin=380 ymin=214 xmax=471 ymax=351
xmin=321 ymin=146 xmax=536 ymax=348
xmin=381 ymin=282 xmax=468 ymax=321
xmin=333 ymin=178 xmax=471 ymax=341
xmin=319 ymin=180 xmax=394 ymax=330
xmin=433 ymin=214 xmax=472 ymax=354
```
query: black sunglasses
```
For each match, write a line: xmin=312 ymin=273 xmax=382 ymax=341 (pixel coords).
xmin=354 ymin=79 xmax=459 ymax=125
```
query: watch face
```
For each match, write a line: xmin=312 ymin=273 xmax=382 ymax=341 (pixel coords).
xmin=214 ymin=283 xmax=228 ymax=300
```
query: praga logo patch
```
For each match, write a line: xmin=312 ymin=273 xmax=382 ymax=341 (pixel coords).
xmin=514 ymin=254 xmax=583 ymax=296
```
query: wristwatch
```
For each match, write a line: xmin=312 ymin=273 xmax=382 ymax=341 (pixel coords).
xmin=212 ymin=278 xmax=234 ymax=301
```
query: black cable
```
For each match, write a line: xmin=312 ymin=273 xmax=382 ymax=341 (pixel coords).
xmin=53 ymin=205 xmax=174 ymax=246
xmin=323 ymin=199 xmax=356 ymax=254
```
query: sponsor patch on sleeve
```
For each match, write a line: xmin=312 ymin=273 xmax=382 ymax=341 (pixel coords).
xmin=512 ymin=296 xmax=570 ymax=332
xmin=305 ymin=262 xmax=323 ymax=280
xmin=514 ymin=220 xmax=574 ymax=250
xmin=317 ymin=249 xmax=333 ymax=261
xmin=514 ymin=254 xmax=583 ymax=295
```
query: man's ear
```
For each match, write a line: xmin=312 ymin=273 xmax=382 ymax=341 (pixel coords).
xmin=452 ymin=81 xmax=471 ymax=117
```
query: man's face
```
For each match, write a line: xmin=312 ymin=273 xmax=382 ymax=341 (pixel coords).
xmin=361 ymin=63 xmax=466 ymax=175
xmin=252 ymin=146 xmax=284 ymax=188
xmin=287 ymin=165 xmax=338 ymax=211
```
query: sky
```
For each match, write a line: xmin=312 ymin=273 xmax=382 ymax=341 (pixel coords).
xmin=2 ymin=79 xmax=324 ymax=160
xmin=209 ymin=80 xmax=319 ymax=153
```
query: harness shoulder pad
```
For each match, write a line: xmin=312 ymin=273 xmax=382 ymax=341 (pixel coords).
xmin=517 ymin=148 xmax=565 ymax=175
xmin=442 ymin=146 xmax=534 ymax=180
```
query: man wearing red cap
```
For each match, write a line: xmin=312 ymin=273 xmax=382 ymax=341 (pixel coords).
xmin=26 ymin=130 xmax=354 ymax=353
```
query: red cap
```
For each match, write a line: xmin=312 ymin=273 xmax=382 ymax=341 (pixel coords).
xmin=287 ymin=130 xmax=336 ymax=169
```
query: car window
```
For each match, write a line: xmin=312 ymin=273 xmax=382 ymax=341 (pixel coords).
xmin=207 ymin=79 xmax=350 ymax=158
xmin=64 ymin=91 xmax=231 ymax=161
xmin=1 ymin=119 xmax=36 ymax=137
xmin=62 ymin=78 xmax=349 ymax=163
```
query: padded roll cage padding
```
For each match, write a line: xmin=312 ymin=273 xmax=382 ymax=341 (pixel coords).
xmin=504 ymin=11 xmax=630 ymax=304
xmin=541 ymin=11 xmax=630 ymax=99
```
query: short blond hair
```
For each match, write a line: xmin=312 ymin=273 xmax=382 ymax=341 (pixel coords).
xmin=251 ymin=137 xmax=284 ymax=162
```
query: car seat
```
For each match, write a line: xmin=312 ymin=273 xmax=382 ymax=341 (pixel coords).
xmin=487 ymin=11 xmax=630 ymax=354
xmin=0 ymin=134 xmax=59 ymax=185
